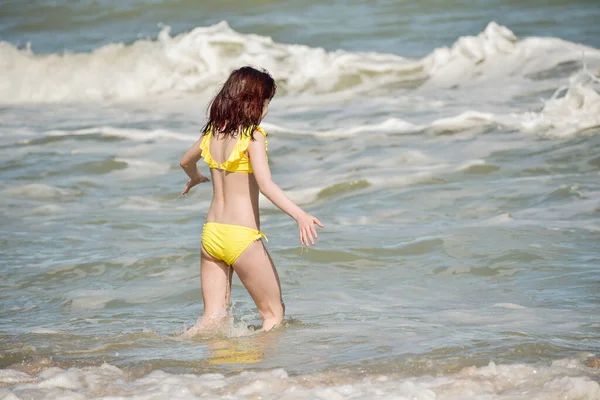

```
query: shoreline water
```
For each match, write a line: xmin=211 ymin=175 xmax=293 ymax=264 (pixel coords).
xmin=2 ymin=355 xmax=600 ymax=398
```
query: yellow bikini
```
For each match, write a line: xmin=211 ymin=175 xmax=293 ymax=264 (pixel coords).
xmin=199 ymin=126 xmax=268 ymax=174
xmin=202 ymin=222 xmax=267 ymax=265
xmin=200 ymin=126 xmax=269 ymax=265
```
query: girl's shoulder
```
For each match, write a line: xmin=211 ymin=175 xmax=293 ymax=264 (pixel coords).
xmin=254 ymin=126 xmax=267 ymax=138
xmin=244 ymin=126 xmax=268 ymax=156
xmin=243 ymin=125 xmax=267 ymax=139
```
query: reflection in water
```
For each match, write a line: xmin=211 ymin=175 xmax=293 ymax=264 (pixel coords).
xmin=207 ymin=329 xmax=284 ymax=365
xmin=181 ymin=315 xmax=287 ymax=365
xmin=208 ymin=338 xmax=266 ymax=365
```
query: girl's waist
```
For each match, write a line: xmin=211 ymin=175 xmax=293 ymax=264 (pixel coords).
xmin=205 ymin=212 xmax=260 ymax=231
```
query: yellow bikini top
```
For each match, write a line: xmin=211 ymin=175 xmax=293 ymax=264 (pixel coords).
xmin=199 ymin=126 xmax=268 ymax=173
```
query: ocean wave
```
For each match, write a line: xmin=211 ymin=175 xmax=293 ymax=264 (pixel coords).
xmin=518 ymin=70 xmax=600 ymax=137
xmin=1 ymin=358 xmax=598 ymax=399
xmin=313 ymin=71 xmax=600 ymax=138
xmin=1 ymin=21 xmax=599 ymax=103
xmin=28 ymin=71 xmax=599 ymax=151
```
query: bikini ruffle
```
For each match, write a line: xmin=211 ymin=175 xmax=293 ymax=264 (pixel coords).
xmin=199 ymin=126 xmax=268 ymax=171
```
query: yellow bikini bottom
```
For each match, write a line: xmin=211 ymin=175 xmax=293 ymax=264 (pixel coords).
xmin=202 ymin=222 xmax=267 ymax=265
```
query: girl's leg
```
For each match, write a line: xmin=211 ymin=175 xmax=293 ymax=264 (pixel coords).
xmin=232 ymin=240 xmax=284 ymax=331
xmin=184 ymin=246 xmax=232 ymax=336
xmin=201 ymin=245 xmax=233 ymax=319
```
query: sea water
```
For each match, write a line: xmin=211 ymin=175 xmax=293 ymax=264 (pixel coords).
xmin=1 ymin=1 xmax=600 ymax=398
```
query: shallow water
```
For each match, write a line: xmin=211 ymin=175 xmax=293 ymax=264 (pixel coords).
xmin=1 ymin=0 xmax=600 ymax=398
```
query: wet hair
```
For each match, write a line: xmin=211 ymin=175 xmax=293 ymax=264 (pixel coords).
xmin=202 ymin=66 xmax=276 ymax=139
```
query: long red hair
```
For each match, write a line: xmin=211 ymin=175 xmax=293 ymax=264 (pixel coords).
xmin=202 ymin=66 xmax=276 ymax=138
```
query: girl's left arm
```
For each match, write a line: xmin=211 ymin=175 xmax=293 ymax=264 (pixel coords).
xmin=180 ymin=137 xmax=210 ymax=194
xmin=248 ymin=132 xmax=323 ymax=246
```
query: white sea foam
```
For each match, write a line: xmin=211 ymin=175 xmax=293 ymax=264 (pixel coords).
xmin=426 ymin=111 xmax=500 ymax=133
xmin=68 ymin=289 xmax=113 ymax=310
xmin=321 ymin=111 xmax=497 ymax=138
xmin=104 ymin=195 xmax=163 ymax=211
xmin=320 ymin=74 xmax=600 ymax=139
xmin=30 ymin=328 xmax=61 ymax=334
xmin=116 ymin=143 xmax=156 ymax=157
xmin=1 ymin=359 xmax=598 ymax=399
xmin=259 ymin=187 xmax=322 ymax=209
xmin=44 ymin=127 xmax=194 ymax=142
xmin=340 ymin=117 xmax=419 ymax=136
xmin=29 ymin=204 xmax=65 ymax=215
xmin=0 ymin=370 xmax=37 ymax=385
xmin=454 ymin=158 xmax=480 ymax=169
xmin=422 ymin=22 xmax=599 ymax=88
xmin=4 ymin=184 xmax=80 ymax=200
xmin=68 ymin=282 xmax=185 ymax=310
xmin=108 ymin=158 xmax=171 ymax=180
xmin=1 ymin=21 xmax=598 ymax=103
xmin=518 ymin=71 xmax=600 ymax=137
xmin=394 ymin=150 xmax=431 ymax=165
xmin=480 ymin=213 xmax=514 ymax=226
xmin=493 ymin=303 xmax=527 ymax=310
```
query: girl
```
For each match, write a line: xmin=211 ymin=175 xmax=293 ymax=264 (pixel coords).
xmin=179 ymin=66 xmax=323 ymax=333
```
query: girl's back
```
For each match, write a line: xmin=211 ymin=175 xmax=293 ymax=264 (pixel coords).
xmin=206 ymin=133 xmax=261 ymax=228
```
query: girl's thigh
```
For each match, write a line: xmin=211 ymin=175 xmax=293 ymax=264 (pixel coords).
xmin=232 ymin=240 xmax=283 ymax=315
xmin=201 ymin=245 xmax=233 ymax=315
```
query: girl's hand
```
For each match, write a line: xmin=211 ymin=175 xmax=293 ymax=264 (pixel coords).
xmin=181 ymin=175 xmax=210 ymax=195
xmin=297 ymin=213 xmax=324 ymax=247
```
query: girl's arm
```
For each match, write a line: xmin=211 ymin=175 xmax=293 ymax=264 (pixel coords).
xmin=180 ymin=137 xmax=210 ymax=194
xmin=248 ymin=132 xmax=323 ymax=246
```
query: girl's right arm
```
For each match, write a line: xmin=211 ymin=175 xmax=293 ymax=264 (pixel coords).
xmin=248 ymin=132 xmax=323 ymax=247
xmin=180 ymin=137 xmax=210 ymax=194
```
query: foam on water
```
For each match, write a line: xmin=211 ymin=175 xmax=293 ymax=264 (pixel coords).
xmin=4 ymin=184 xmax=80 ymax=200
xmin=29 ymin=204 xmax=65 ymax=215
xmin=259 ymin=187 xmax=322 ymax=209
xmin=493 ymin=303 xmax=527 ymax=310
xmin=1 ymin=358 xmax=599 ymax=399
xmin=1 ymin=21 xmax=599 ymax=104
xmin=67 ymin=279 xmax=187 ymax=310
xmin=519 ymin=71 xmax=600 ymax=137
xmin=328 ymin=117 xmax=420 ymax=137
xmin=26 ymin=81 xmax=597 ymax=148
xmin=106 ymin=158 xmax=171 ymax=180
xmin=289 ymin=72 xmax=600 ymax=138
xmin=385 ymin=80 xmax=599 ymax=138
xmin=422 ymin=22 xmax=598 ymax=88
xmin=44 ymin=127 xmax=195 ymax=142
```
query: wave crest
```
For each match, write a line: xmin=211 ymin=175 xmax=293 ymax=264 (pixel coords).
xmin=1 ymin=21 xmax=599 ymax=103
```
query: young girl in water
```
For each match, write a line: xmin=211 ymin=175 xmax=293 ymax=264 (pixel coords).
xmin=180 ymin=66 xmax=323 ymax=333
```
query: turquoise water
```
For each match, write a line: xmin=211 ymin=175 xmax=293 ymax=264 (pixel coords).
xmin=1 ymin=1 xmax=600 ymax=398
